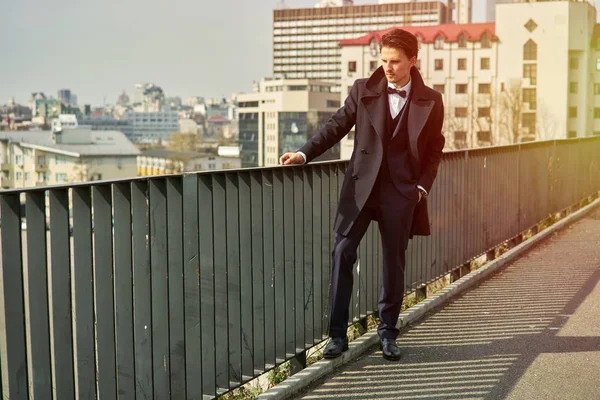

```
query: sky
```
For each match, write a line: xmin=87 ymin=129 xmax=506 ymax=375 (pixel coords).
xmin=0 ymin=0 xmax=591 ymax=107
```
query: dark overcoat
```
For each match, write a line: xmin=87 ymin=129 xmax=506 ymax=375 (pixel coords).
xmin=299 ymin=65 xmax=445 ymax=238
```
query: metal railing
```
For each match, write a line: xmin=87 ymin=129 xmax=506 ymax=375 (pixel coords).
xmin=0 ymin=137 xmax=599 ymax=399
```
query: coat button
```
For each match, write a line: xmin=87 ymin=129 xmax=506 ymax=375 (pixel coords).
xmin=360 ymin=148 xmax=368 ymax=154
xmin=353 ymin=175 xmax=359 ymax=180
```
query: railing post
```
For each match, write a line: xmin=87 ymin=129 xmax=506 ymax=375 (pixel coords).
xmin=415 ymin=285 xmax=427 ymax=300
xmin=289 ymin=351 xmax=307 ymax=376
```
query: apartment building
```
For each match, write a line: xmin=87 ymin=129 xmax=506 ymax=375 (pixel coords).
xmin=137 ymin=147 xmax=241 ymax=176
xmin=0 ymin=128 xmax=140 ymax=190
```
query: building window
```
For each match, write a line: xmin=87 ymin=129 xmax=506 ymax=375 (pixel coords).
xmin=15 ymin=155 xmax=22 ymax=165
xmin=369 ymin=60 xmax=378 ymax=71
xmin=37 ymin=155 xmax=46 ymax=165
xmin=24 ymin=172 xmax=30 ymax=182
xmin=455 ymin=107 xmax=468 ymax=118
xmin=481 ymin=33 xmax=491 ymax=48
xmin=523 ymin=39 xmax=537 ymax=61
xmin=522 ymin=88 xmax=537 ymax=110
xmin=477 ymin=131 xmax=491 ymax=143
xmin=523 ymin=64 xmax=537 ymax=85
xmin=522 ymin=113 xmax=536 ymax=135
xmin=478 ymin=108 xmax=491 ymax=118
xmin=569 ymin=82 xmax=578 ymax=94
xmin=594 ymin=108 xmax=600 ymax=119
xmin=569 ymin=107 xmax=577 ymax=118
xmin=569 ymin=57 xmax=578 ymax=70
xmin=458 ymin=34 xmax=467 ymax=48
xmin=595 ymin=84 xmax=600 ymax=95
xmin=16 ymin=172 xmax=22 ymax=180
xmin=568 ymin=131 xmax=577 ymax=138
xmin=348 ymin=61 xmax=357 ymax=73
xmin=433 ymin=84 xmax=445 ymax=94
xmin=434 ymin=35 xmax=444 ymax=49
xmin=480 ymin=58 xmax=490 ymax=70
xmin=55 ymin=173 xmax=68 ymax=182
xmin=456 ymin=84 xmax=468 ymax=94
xmin=524 ymin=19 xmax=538 ymax=32
xmin=434 ymin=59 xmax=444 ymax=70
xmin=454 ymin=131 xmax=467 ymax=149
xmin=326 ymin=100 xmax=341 ymax=108
xmin=478 ymin=83 xmax=491 ymax=94
xmin=457 ymin=58 xmax=467 ymax=70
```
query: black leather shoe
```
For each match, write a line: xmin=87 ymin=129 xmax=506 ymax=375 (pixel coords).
xmin=323 ymin=336 xmax=348 ymax=359
xmin=380 ymin=338 xmax=401 ymax=361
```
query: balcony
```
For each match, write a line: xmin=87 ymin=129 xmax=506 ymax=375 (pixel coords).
xmin=35 ymin=163 xmax=48 ymax=172
xmin=0 ymin=138 xmax=599 ymax=399
xmin=0 ymin=163 xmax=9 ymax=171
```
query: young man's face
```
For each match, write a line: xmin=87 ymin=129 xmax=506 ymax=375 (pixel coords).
xmin=381 ymin=46 xmax=416 ymax=87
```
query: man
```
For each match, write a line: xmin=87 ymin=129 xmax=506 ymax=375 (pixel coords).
xmin=279 ymin=29 xmax=444 ymax=361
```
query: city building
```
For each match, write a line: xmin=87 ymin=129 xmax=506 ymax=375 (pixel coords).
xmin=273 ymin=1 xmax=448 ymax=92
xmin=0 ymin=128 xmax=140 ymax=189
xmin=137 ymin=146 xmax=241 ymax=176
xmin=236 ymin=78 xmax=341 ymax=167
xmin=121 ymin=110 xmax=179 ymax=143
xmin=496 ymin=0 xmax=598 ymax=141
xmin=78 ymin=115 xmax=133 ymax=136
xmin=58 ymin=89 xmax=71 ymax=106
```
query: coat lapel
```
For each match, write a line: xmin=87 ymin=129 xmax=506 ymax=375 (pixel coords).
xmin=407 ymin=99 xmax=434 ymax=162
xmin=360 ymin=67 xmax=388 ymax=140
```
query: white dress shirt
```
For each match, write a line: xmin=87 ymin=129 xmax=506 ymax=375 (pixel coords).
xmin=388 ymin=79 xmax=411 ymax=119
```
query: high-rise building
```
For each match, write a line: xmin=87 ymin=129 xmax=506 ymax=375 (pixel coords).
xmin=58 ymin=89 xmax=71 ymax=106
xmin=236 ymin=79 xmax=341 ymax=167
xmin=273 ymin=1 xmax=448 ymax=92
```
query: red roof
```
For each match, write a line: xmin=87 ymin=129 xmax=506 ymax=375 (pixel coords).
xmin=340 ymin=22 xmax=496 ymax=46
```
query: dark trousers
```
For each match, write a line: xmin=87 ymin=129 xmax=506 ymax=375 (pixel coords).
xmin=328 ymin=178 xmax=418 ymax=340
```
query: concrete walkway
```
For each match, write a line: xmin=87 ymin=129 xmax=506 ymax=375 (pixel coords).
xmin=296 ymin=207 xmax=600 ymax=400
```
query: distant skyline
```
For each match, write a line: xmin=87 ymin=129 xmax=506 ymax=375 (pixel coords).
xmin=0 ymin=0 xmax=592 ymax=107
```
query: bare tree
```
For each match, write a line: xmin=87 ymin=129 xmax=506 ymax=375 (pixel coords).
xmin=496 ymin=79 xmax=523 ymax=145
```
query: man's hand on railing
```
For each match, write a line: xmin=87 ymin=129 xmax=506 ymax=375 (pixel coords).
xmin=280 ymin=152 xmax=305 ymax=165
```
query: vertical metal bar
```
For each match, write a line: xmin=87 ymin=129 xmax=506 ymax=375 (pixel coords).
xmin=91 ymin=185 xmax=116 ymax=399
xmin=250 ymin=171 xmax=265 ymax=372
xmin=0 ymin=193 xmax=28 ymax=398
xmin=24 ymin=191 xmax=52 ymax=399
xmin=311 ymin=168 xmax=322 ymax=344
xmin=272 ymin=169 xmax=286 ymax=362
xmin=283 ymin=169 xmax=295 ymax=357
xmin=238 ymin=173 xmax=254 ymax=380
xmin=197 ymin=174 xmax=214 ymax=396
xmin=302 ymin=168 xmax=314 ymax=347
xmin=48 ymin=189 xmax=75 ymax=398
xmin=261 ymin=171 xmax=276 ymax=367
xmin=148 ymin=179 xmax=169 ymax=398
xmin=130 ymin=181 xmax=153 ymax=400
xmin=321 ymin=166 xmax=331 ymax=338
xmin=71 ymin=186 xmax=96 ymax=399
xmin=212 ymin=174 xmax=229 ymax=391
xmin=293 ymin=169 xmax=305 ymax=353
xmin=166 ymin=177 xmax=186 ymax=399
xmin=225 ymin=173 xmax=242 ymax=387
xmin=112 ymin=183 xmax=134 ymax=398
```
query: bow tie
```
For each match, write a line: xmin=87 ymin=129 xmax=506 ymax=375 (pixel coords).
xmin=387 ymin=87 xmax=407 ymax=98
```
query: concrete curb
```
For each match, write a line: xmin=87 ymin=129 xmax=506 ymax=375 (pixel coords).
xmin=256 ymin=197 xmax=600 ymax=400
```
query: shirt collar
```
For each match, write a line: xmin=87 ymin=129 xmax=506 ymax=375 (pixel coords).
xmin=388 ymin=79 xmax=411 ymax=95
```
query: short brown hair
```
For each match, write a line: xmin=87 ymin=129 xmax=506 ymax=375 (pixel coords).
xmin=381 ymin=29 xmax=419 ymax=59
